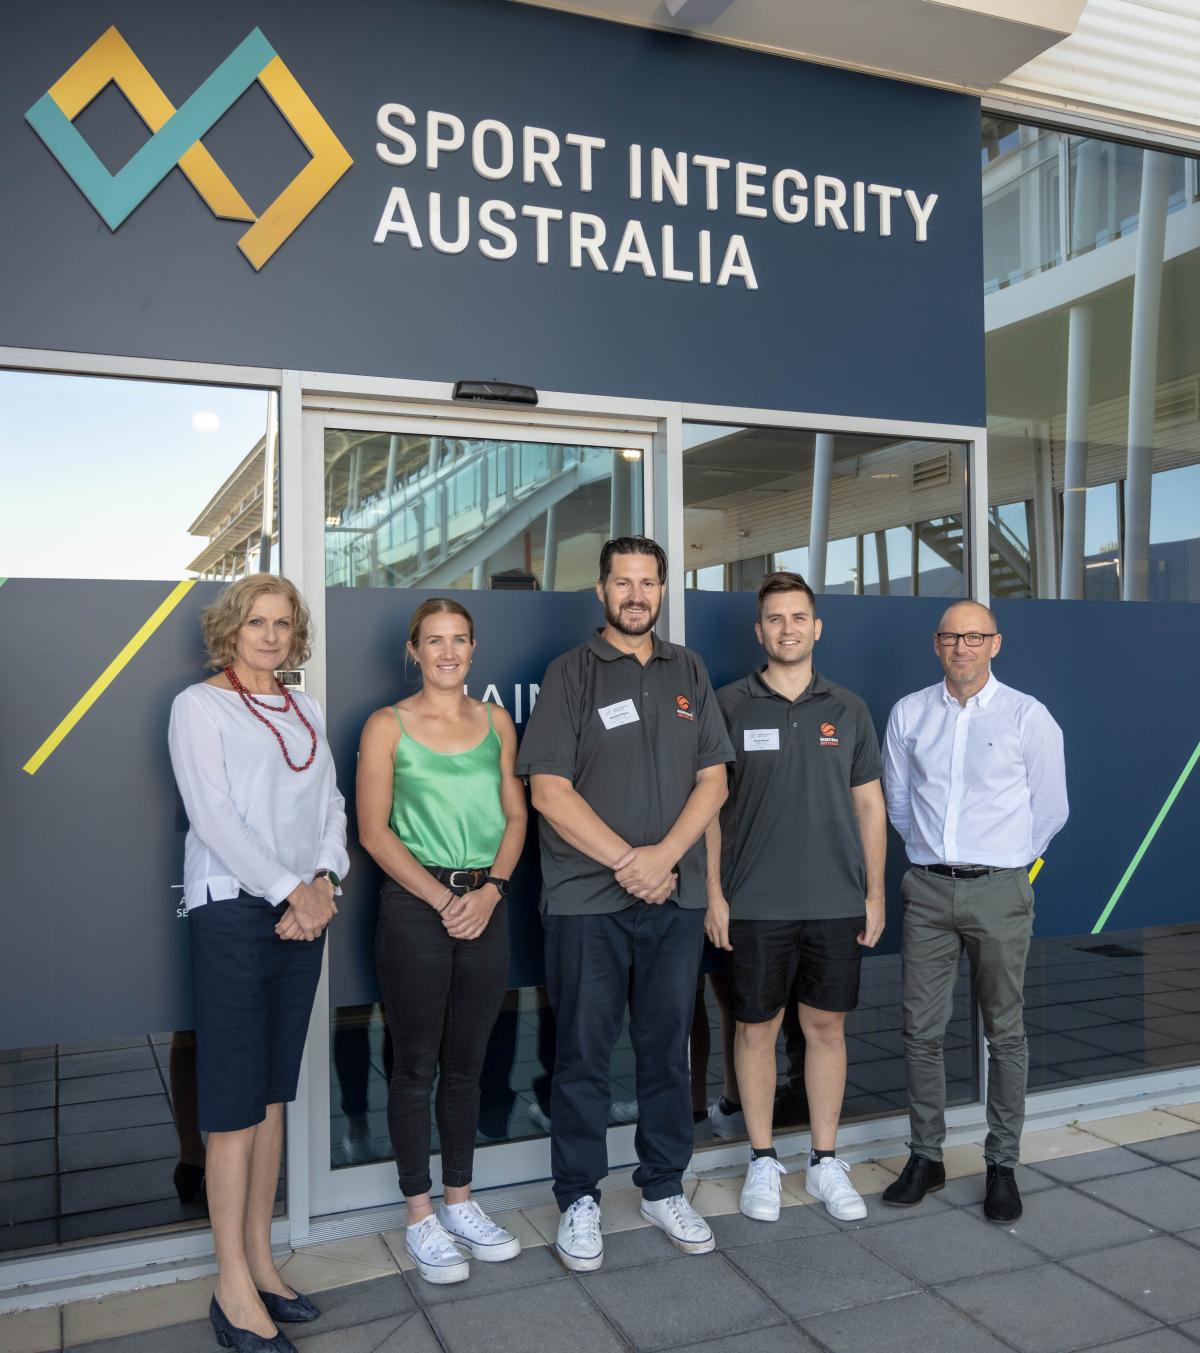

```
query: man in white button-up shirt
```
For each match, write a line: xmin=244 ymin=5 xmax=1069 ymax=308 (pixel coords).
xmin=881 ymin=600 xmax=1067 ymax=1224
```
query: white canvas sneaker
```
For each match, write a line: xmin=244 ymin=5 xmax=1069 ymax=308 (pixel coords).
xmin=739 ymin=1155 xmax=787 ymax=1221
xmin=556 ymin=1196 xmax=604 ymax=1272
xmin=405 ymin=1214 xmax=469 ymax=1284
xmin=639 ymin=1193 xmax=716 ymax=1254
xmin=436 ymin=1199 xmax=521 ymax=1262
xmin=708 ymin=1099 xmax=747 ymax=1140
xmin=805 ymin=1156 xmax=867 ymax=1220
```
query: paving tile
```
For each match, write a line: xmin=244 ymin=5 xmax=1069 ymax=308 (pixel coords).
xmin=1124 ymin=1130 xmax=1200 ymax=1164
xmin=0 ymin=1304 xmax=60 ymax=1353
xmin=0 ymin=1175 xmax=58 ymax=1226
xmin=0 ymin=1137 xmax=57 ymax=1183
xmin=380 ymin=1228 xmax=416 ymax=1273
xmin=1158 ymin=1101 xmax=1200 ymax=1125
xmin=709 ymin=1199 xmax=833 ymax=1248
xmin=283 ymin=1275 xmax=417 ymax=1335
xmin=57 ymin=1096 xmax=172 ymax=1136
xmin=724 ymin=1231 xmax=917 ymax=1319
xmin=62 ymin=1275 xmax=215 ymax=1344
xmin=1019 ymin=1126 xmax=1111 ymax=1163
xmin=63 ymin=1316 xmax=214 ymax=1353
xmin=58 ymin=1072 xmax=164 ymax=1107
xmin=279 ymin=1245 xmax=398 ymax=1294
xmin=939 ymin=1163 xmax=1054 ymax=1206
xmin=292 ymin=1233 xmax=398 ymax=1271
xmin=290 ymin=1314 xmax=408 ymax=1351
xmin=406 ymin=1242 xmax=563 ymax=1305
xmin=60 ymin=1160 xmax=178 ymax=1215
xmin=800 ymin=1290 xmax=1013 ymax=1353
xmin=1084 ymin=1111 xmax=1200 ymax=1146
xmin=592 ymin=1223 xmax=714 ymax=1271
xmin=580 ymin=1251 xmax=781 ymax=1351
xmin=0 ymin=1108 xmax=55 ymax=1145
xmin=0 ymin=1060 xmax=55 ymax=1089
xmin=57 ymin=1125 xmax=179 ymax=1173
xmin=1081 ymin=1166 xmax=1200 ymax=1232
xmin=1065 ymin=1235 xmax=1200 ymax=1322
xmin=58 ymin=1038 xmax=147 ymax=1056
xmin=1028 ymin=1146 xmax=1155 ymax=1185
xmin=0 ymin=1081 xmax=56 ymax=1114
xmin=938 ymin=1263 xmax=1158 ymax=1352
xmin=57 ymin=1048 xmax=157 ymax=1081
xmin=1007 ymin=1186 xmax=1157 ymax=1259
xmin=818 ymin=1183 xmax=954 ymax=1230
xmin=658 ymin=1328 xmax=819 ymax=1352
xmin=426 ymin=1279 xmax=626 ymax=1353
xmin=879 ymin=1142 xmax=988 ymax=1180
xmin=1171 ymin=1158 xmax=1200 ymax=1181
xmin=371 ymin=1310 xmax=444 ymax=1352
xmin=851 ymin=1207 xmax=1041 ymax=1284
xmin=1072 ymin=1332 xmax=1200 ymax=1353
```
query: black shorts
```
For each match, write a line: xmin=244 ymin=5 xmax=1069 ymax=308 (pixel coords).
xmin=190 ymin=891 xmax=325 ymax=1133
xmin=728 ymin=916 xmax=865 ymax=1023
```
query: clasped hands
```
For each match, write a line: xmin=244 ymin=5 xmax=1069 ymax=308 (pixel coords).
xmin=276 ymin=875 xmax=337 ymax=941
xmin=613 ymin=843 xmax=677 ymax=905
xmin=440 ymin=885 xmax=500 ymax=941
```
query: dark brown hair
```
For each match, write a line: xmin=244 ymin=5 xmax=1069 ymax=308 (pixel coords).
xmin=756 ymin=570 xmax=817 ymax=618
xmin=598 ymin=535 xmax=668 ymax=584
xmin=407 ymin=597 xmax=475 ymax=649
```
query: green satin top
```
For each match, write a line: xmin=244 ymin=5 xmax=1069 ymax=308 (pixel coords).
xmin=389 ymin=704 xmax=507 ymax=869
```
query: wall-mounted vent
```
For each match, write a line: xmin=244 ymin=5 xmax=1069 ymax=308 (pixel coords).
xmin=1156 ymin=379 xmax=1199 ymax=428
xmin=912 ymin=450 xmax=951 ymax=490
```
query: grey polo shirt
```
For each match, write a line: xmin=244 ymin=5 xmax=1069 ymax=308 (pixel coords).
xmin=716 ymin=669 xmax=882 ymax=921
xmin=517 ymin=630 xmax=733 ymax=915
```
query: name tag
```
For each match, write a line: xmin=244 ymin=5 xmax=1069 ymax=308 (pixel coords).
xmin=744 ymin=728 xmax=780 ymax=751
xmin=598 ymin=699 xmax=640 ymax=730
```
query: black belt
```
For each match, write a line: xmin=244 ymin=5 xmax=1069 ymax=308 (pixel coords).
xmin=923 ymin=863 xmax=992 ymax=880
xmin=429 ymin=866 xmax=490 ymax=893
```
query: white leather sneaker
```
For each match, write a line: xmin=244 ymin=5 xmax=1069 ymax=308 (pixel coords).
xmin=805 ymin=1156 xmax=867 ymax=1220
xmin=556 ymin=1196 xmax=604 ymax=1271
xmin=436 ymin=1199 xmax=521 ymax=1262
xmin=639 ymin=1193 xmax=716 ymax=1254
xmin=739 ymin=1155 xmax=787 ymax=1221
xmin=708 ymin=1099 xmax=747 ymax=1140
xmin=405 ymin=1214 xmax=469 ymax=1284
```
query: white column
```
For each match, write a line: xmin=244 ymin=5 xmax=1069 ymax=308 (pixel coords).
xmin=808 ymin=433 xmax=834 ymax=592
xmin=1061 ymin=304 xmax=1092 ymax=600
xmin=1123 ymin=150 xmax=1171 ymax=602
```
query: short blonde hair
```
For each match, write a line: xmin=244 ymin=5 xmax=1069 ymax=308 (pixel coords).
xmin=201 ymin=574 xmax=313 ymax=670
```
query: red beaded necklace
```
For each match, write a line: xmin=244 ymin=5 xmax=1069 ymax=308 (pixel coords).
xmin=224 ymin=665 xmax=317 ymax=773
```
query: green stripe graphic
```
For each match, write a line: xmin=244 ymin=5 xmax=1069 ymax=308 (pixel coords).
xmin=1092 ymin=736 xmax=1200 ymax=934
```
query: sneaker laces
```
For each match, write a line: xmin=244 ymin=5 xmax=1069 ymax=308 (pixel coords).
xmin=662 ymin=1193 xmax=708 ymax=1235
xmin=813 ymin=1156 xmax=858 ymax=1200
xmin=410 ymin=1214 xmax=463 ymax=1263
xmin=566 ymin=1196 xmax=601 ymax=1246
xmin=445 ymin=1200 xmax=503 ymax=1241
xmin=748 ymin=1156 xmax=787 ymax=1187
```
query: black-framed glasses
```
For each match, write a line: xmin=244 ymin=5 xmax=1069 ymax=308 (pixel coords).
xmin=935 ymin=630 xmax=996 ymax=648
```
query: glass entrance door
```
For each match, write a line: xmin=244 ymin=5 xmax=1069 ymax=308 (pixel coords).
xmin=302 ymin=406 xmax=654 ymax=1217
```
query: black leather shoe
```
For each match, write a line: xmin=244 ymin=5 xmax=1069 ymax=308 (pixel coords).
xmin=209 ymin=1296 xmax=296 ymax=1352
xmin=257 ymin=1288 xmax=320 ymax=1324
xmin=881 ymin=1153 xmax=946 ymax=1207
xmin=984 ymin=1163 xmax=1022 ymax=1222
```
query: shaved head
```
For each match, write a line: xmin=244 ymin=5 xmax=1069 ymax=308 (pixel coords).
xmin=938 ymin=599 xmax=998 ymax=633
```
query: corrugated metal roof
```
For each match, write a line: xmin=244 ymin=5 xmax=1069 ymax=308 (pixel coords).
xmin=993 ymin=0 xmax=1200 ymax=135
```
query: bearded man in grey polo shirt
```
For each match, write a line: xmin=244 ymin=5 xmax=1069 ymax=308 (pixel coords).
xmin=518 ymin=536 xmax=732 ymax=1272
xmin=882 ymin=599 xmax=1068 ymax=1223
xmin=705 ymin=572 xmax=887 ymax=1224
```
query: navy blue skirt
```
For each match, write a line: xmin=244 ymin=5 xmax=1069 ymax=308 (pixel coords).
xmin=190 ymin=891 xmax=325 ymax=1133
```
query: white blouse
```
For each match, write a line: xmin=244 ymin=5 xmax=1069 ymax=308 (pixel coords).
xmin=168 ymin=683 xmax=350 ymax=911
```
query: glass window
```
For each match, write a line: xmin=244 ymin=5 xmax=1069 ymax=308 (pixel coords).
xmin=682 ymin=424 xmax=967 ymax=597
xmin=984 ymin=121 xmax=1200 ymax=604
xmin=323 ymin=431 xmax=642 ymax=590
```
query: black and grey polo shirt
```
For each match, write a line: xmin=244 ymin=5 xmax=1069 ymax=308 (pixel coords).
xmin=517 ymin=630 xmax=733 ymax=915
xmin=716 ymin=669 xmax=882 ymax=921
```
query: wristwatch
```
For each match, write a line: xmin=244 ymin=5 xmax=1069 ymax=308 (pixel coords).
xmin=315 ymin=868 xmax=342 ymax=888
xmin=485 ymin=876 xmax=511 ymax=898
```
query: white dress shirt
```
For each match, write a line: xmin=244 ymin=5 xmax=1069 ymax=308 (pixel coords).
xmin=168 ymin=683 xmax=350 ymax=911
xmin=883 ymin=673 xmax=1068 ymax=868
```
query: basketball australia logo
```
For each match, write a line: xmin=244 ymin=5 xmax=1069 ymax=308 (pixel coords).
xmin=819 ymin=722 xmax=839 ymax=747
xmin=25 ymin=26 xmax=352 ymax=269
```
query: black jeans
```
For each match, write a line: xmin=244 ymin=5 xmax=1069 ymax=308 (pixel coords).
xmin=375 ymin=882 xmax=509 ymax=1196
xmin=544 ymin=902 xmax=705 ymax=1211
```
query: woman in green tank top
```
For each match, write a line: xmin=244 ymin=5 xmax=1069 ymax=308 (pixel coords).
xmin=357 ymin=598 xmax=527 ymax=1285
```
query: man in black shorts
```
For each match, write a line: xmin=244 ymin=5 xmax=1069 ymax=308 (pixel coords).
xmin=705 ymin=571 xmax=886 ymax=1222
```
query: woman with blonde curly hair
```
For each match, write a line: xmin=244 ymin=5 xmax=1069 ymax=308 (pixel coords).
xmin=169 ymin=573 xmax=348 ymax=1353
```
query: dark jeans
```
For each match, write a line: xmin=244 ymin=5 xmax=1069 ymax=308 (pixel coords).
xmin=544 ymin=902 xmax=705 ymax=1212
xmin=375 ymin=882 xmax=509 ymax=1196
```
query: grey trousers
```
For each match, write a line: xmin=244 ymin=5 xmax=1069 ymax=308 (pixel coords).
xmin=900 ymin=865 xmax=1035 ymax=1168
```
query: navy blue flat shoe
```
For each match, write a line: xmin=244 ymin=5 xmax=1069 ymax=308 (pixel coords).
xmin=257 ymin=1288 xmax=320 ymax=1323
xmin=208 ymin=1296 xmax=297 ymax=1352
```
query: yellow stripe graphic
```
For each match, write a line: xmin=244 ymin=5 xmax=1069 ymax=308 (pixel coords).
xmin=1029 ymin=857 xmax=1045 ymax=883
xmin=23 ymin=580 xmax=196 ymax=775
